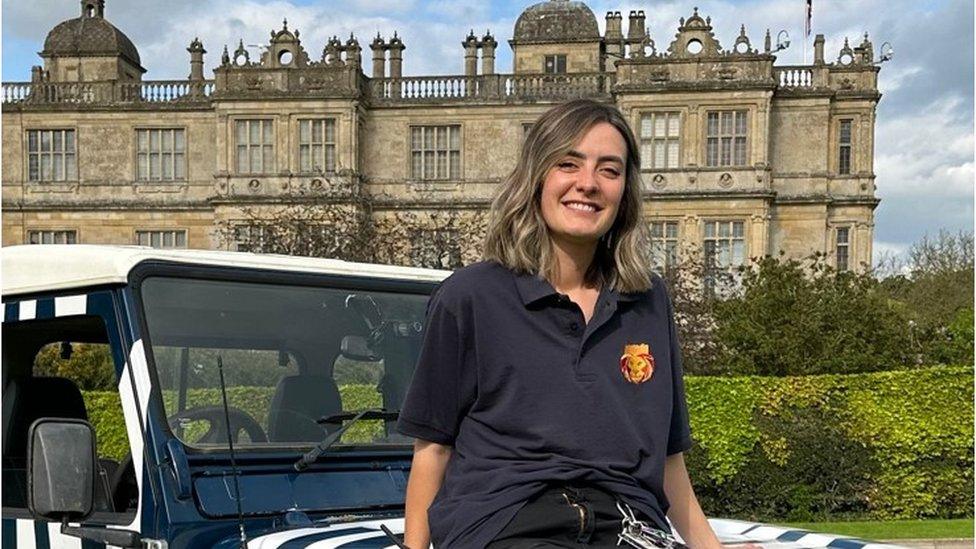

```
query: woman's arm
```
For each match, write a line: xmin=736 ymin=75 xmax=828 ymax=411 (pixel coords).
xmin=663 ymin=451 xmax=722 ymax=549
xmin=403 ymin=439 xmax=453 ymax=549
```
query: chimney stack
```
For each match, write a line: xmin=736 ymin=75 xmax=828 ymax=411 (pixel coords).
xmin=370 ymin=33 xmax=386 ymax=78
xmin=481 ymin=31 xmax=497 ymax=75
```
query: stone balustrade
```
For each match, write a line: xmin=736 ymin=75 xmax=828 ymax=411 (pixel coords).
xmin=1 ymin=80 xmax=214 ymax=105
xmin=2 ymin=65 xmax=848 ymax=107
xmin=775 ymin=66 xmax=819 ymax=88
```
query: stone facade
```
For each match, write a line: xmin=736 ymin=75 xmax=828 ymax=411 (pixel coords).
xmin=1 ymin=0 xmax=883 ymax=273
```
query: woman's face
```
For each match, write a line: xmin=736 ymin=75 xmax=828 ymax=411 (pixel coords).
xmin=540 ymin=121 xmax=628 ymax=248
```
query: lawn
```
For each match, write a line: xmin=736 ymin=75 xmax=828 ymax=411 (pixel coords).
xmin=776 ymin=519 xmax=973 ymax=540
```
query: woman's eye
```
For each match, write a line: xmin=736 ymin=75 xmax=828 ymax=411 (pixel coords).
xmin=559 ymin=162 xmax=576 ymax=169
xmin=603 ymin=168 xmax=621 ymax=176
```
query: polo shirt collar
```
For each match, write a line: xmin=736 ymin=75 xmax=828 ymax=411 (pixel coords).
xmin=512 ymin=269 xmax=641 ymax=307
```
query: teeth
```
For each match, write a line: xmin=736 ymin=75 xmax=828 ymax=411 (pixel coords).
xmin=566 ymin=202 xmax=596 ymax=212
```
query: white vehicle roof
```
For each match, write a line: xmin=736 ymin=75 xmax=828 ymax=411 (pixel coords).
xmin=1 ymin=245 xmax=452 ymax=297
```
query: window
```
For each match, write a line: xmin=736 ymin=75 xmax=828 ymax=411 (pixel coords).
xmin=836 ymin=227 xmax=850 ymax=271
xmin=649 ymin=221 xmax=679 ymax=273
xmin=705 ymin=111 xmax=747 ymax=167
xmin=1 ymin=298 xmax=137 ymax=522
xmin=136 ymin=129 xmax=186 ymax=181
xmin=703 ymin=220 xmax=746 ymax=295
xmin=839 ymin=119 xmax=852 ymax=175
xmin=544 ymin=54 xmax=567 ymax=74
xmin=28 ymin=229 xmax=77 ymax=244
xmin=410 ymin=228 xmax=462 ymax=269
xmin=410 ymin=125 xmax=461 ymax=180
xmin=234 ymin=224 xmax=268 ymax=253
xmin=640 ymin=112 xmax=680 ymax=169
xmin=140 ymin=277 xmax=429 ymax=449
xmin=235 ymin=120 xmax=274 ymax=174
xmin=298 ymin=119 xmax=337 ymax=173
xmin=27 ymin=129 xmax=77 ymax=181
xmin=136 ymin=230 xmax=187 ymax=249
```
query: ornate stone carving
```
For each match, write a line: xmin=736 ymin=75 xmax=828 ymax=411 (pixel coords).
xmin=731 ymin=24 xmax=755 ymax=55
xmin=666 ymin=7 xmax=724 ymax=58
xmin=836 ymin=37 xmax=854 ymax=66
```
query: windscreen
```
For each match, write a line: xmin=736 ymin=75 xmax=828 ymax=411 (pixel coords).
xmin=139 ymin=275 xmax=430 ymax=451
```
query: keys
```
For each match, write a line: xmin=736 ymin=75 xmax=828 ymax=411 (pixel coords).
xmin=614 ymin=500 xmax=688 ymax=549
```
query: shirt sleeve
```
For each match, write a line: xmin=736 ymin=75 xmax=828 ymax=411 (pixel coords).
xmin=662 ymin=279 xmax=693 ymax=456
xmin=395 ymin=281 xmax=476 ymax=446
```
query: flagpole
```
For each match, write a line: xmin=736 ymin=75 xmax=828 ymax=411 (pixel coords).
xmin=803 ymin=0 xmax=807 ymax=64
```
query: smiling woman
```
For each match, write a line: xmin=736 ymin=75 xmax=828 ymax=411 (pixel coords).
xmin=395 ymin=99 xmax=728 ymax=548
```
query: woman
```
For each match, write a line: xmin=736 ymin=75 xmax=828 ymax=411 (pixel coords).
xmin=396 ymin=99 xmax=723 ymax=548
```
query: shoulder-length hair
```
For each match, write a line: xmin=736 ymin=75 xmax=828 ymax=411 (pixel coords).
xmin=482 ymin=98 xmax=653 ymax=293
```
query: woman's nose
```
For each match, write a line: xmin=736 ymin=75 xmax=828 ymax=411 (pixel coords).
xmin=574 ymin=167 xmax=599 ymax=191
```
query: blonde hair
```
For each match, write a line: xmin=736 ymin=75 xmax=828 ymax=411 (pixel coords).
xmin=482 ymin=99 xmax=653 ymax=293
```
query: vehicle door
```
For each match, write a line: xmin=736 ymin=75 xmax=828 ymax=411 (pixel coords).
xmin=1 ymin=289 xmax=146 ymax=547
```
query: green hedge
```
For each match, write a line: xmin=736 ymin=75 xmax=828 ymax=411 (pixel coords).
xmin=685 ymin=365 xmax=973 ymax=522
xmin=83 ymin=366 xmax=973 ymax=521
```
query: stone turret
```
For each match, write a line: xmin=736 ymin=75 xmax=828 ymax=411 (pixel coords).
xmin=388 ymin=32 xmax=404 ymax=78
xmin=41 ymin=0 xmax=145 ymax=81
xmin=81 ymin=0 xmax=104 ymax=18
xmin=813 ymin=33 xmax=825 ymax=65
xmin=187 ymin=37 xmax=206 ymax=81
xmin=626 ymin=10 xmax=645 ymax=45
xmin=854 ymin=32 xmax=874 ymax=65
xmin=605 ymin=11 xmax=623 ymax=60
xmin=370 ymin=33 xmax=386 ymax=78
xmin=345 ymin=33 xmax=362 ymax=69
xmin=463 ymin=30 xmax=479 ymax=76
xmin=481 ymin=30 xmax=497 ymax=75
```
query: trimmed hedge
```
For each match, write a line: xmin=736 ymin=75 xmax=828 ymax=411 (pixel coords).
xmin=82 ymin=366 xmax=973 ymax=521
xmin=685 ymin=365 xmax=973 ymax=521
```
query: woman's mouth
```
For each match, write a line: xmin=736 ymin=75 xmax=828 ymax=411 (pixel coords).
xmin=563 ymin=201 xmax=601 ymax=214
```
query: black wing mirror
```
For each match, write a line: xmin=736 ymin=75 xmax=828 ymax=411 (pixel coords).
xmin=27 ymin=418 xmax=142 ymax=548
xmin=27 ymin=418 xmax=96 ymax=522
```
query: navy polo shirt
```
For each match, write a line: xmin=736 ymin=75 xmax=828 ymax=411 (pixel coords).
xmin=396 ymin=260 xmax=693 ymax=548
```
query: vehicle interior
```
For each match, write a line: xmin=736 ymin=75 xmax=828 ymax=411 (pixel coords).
xmin=139 ymin=276 xmax=428 ymax=450
xmin=1 ymin=314 xmax=138 ymax=522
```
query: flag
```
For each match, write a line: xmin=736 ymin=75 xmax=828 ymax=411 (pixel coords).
xmin=805 ymin=0 xmax=812 ymax=37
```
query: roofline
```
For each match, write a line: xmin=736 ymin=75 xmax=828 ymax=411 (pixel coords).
xmin=1 ymin=245 xmax=452 ymax=297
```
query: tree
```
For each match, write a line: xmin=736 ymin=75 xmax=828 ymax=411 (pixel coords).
xmin=214 ymin=180 xmax=374 ymax=261
xmin=709 ymin=252 xmax=913 ymax=376
xmin=217 ymin=183 xmax=489 ymax=269
xmin=657 ymin=243 xmax=731 ymax=376
xmin=879 ymin=230 xmax=974 ymax=365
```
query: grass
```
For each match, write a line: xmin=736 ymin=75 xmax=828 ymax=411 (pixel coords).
xmin=773 ymin=518 xmax=974 ymax=540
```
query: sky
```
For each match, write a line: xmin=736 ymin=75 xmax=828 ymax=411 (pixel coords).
xmin=2 ymin=0 xmax=973 ymax=265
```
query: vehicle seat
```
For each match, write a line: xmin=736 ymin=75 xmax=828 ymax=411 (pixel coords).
xmin=1 ymin=376 xmax=113 ymax=511
xmin=267 ymin=375 xmax=343 ymax=443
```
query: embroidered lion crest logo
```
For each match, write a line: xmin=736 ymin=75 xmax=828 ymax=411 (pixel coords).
xmin=619 ymin=343 xmax=655 ymax=384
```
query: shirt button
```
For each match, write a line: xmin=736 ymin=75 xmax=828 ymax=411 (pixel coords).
xmin=570 ymin=321 xmax=579 ymax=331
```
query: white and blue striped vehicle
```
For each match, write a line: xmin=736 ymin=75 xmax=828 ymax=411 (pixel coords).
xmin=1 ymin=245 xmax=906 ymax=549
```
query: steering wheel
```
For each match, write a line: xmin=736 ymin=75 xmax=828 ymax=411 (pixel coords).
xmin=167 ymin=406 xmax=268 ymax=444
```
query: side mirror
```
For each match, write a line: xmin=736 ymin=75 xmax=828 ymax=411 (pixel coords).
xmin=27 ymin=418 xmax=96 ymax=522
xmin=28 ymin=418 xmax=142 ymax=548
xmin=340 ymin=335 xmax=381 ymax=362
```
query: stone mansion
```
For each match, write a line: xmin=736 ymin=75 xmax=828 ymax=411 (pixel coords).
xmin=1 ymin=0 xmax=883 ymax=273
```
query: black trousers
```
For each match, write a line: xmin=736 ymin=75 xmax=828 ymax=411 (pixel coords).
xmin=486 ymin=483 xmax=662 ymax=549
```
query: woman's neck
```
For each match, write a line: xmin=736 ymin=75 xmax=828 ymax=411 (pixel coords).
xmin=550 ymin=236 xmax=599 ymax=293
